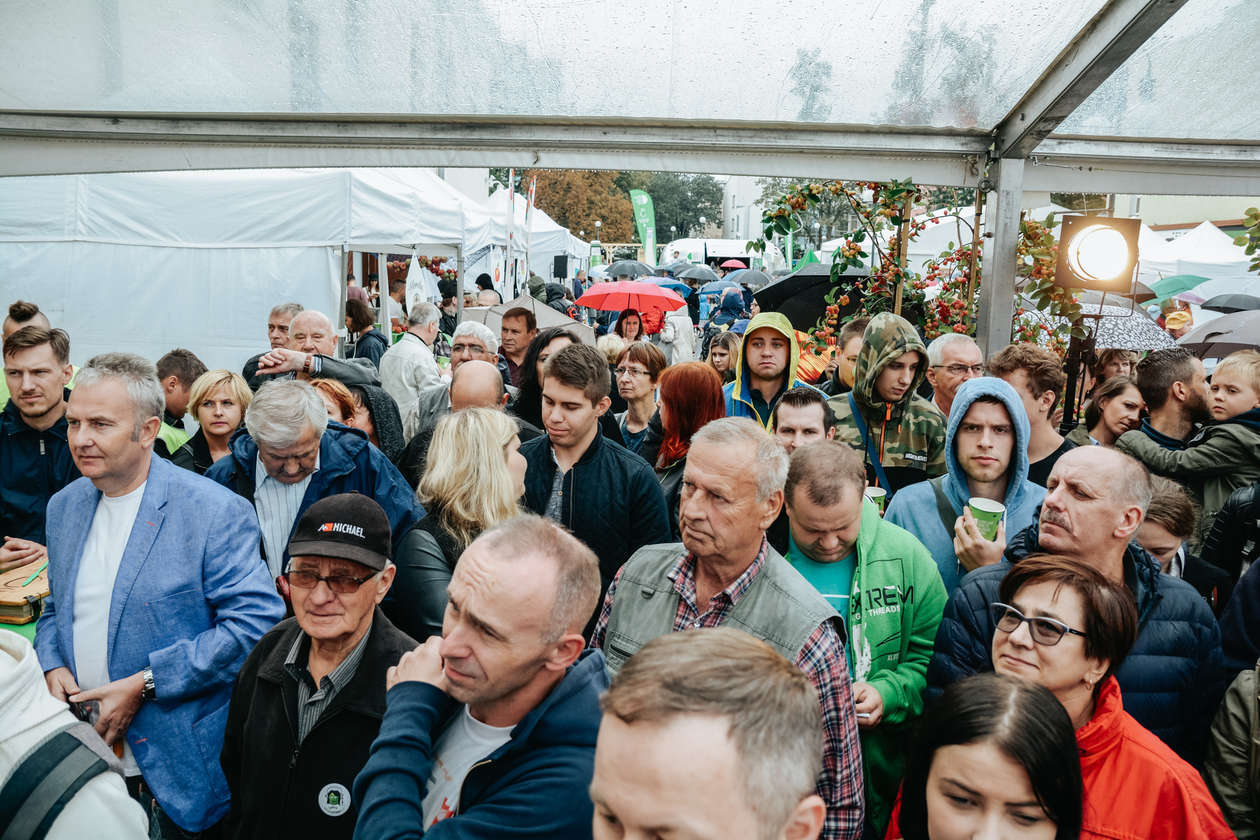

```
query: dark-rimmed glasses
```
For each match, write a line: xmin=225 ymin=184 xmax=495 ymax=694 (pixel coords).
xmin=284 ymin=569 xmax=376 ymax=594
xmin=990 ymin=602 xmax=1087 ymax=646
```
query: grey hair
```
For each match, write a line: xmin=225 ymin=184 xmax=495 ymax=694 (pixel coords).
xmin=1109 ymin=449 xmax=1153 ymax=516
xmin=452 ymin=320 xmax=498 ymax=354
xmin=76 ymin=353 xmax=165 ymax=438
xmin=691 ymin=417 xmax=788 ymax=502
xmin=270 ymin=302 xmax=304 ymax=322
xmin=927 ymin=331 xmax=980 ymax=366
xmin=245 ymin=380 xmax=329 ymax=450
xmin=408 ymin=302 xmax=441 ymax=329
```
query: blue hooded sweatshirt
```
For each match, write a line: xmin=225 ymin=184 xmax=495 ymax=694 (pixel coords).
xmin=885 ymin=377 xmax=1046 ymax=592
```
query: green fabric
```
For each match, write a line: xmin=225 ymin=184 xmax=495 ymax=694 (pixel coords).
xmin=1065 ymin=422 xmax=1095 ymax=447
xmin=1205 ymin=664 xmax=1260 ymax=837
xmin=601 ymin=541 xmax=838 ymax=676
xmin=1117 ymin=421 xmax=1260 ymax=543
xmin=828 ymin=312 xmax=946 ymax=480
xmin=786 ymin=538 xmax=855 ymax=624
xmin=157 ymin=421 xmax=190 ymax=455
xmin=728 ymin=311 xmax=807 ymax=430
xmin=848 ymin=497 xmax=948 ymax=834
xmin=1149 ymin=274 xmax=1211 ymax=304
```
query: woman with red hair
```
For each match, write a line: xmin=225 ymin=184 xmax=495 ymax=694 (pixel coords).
xmin=655 ymin=361 xmax=726 ymax=538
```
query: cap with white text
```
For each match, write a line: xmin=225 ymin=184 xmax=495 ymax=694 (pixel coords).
xmin=287 ymin=493 xmax=392 ymax=571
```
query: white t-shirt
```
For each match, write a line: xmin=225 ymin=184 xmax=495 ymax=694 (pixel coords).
xmin=387 ymin=297 xmax=404 ymax=324
xmin=420 ymin=706 xmax=513 ymax=827
xmin=72 ymin=481 xmax=147 ymax=776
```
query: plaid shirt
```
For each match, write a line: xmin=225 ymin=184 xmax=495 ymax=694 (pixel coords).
xmin=590 ymin=539 xmax=865 ymax=840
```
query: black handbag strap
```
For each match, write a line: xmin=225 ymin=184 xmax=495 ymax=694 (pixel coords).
xmin=930 ymin=475 xmax=960 ymax=537
xmin=0 ymin=724 xmax=112 ymax=840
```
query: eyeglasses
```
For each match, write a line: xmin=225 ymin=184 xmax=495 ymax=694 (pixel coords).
xmin=990 ymin=603 xmax=1087 ymax=646
xmin=933 ymin=364 xmax=986 ymax=376
xmin=614 ymin=367 xmax=650 ymax=378
xmin=284 ymin=569 xmax=377 ymax=594
xmin=451 ymin=342 xmax=489 ymax=355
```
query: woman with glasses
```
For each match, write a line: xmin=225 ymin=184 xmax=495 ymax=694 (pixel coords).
xmin=892 ymin=673 xmax=1081 ymax=840
xmin=385 ymin=408 xmax=527 ymax=640
xmin=990 ymin=554 xmax=1232 ymax=839
xmin=613 ymin=342 xmax=667 ymax=454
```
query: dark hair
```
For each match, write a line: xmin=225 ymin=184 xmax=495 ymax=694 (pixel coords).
xmin=615 ymin=342 xmax=668 ymax=383
xmin=657 ymin=362 xmax=725 ymax=466
xmin=388 ymin=277 xmax=407 ymax=295
xmin=3 ymin=325 xmax=70 ymax=365
xmin=838 ymin=317 xmax=869 ymax=348
xmin=516 ymin=326 xmax=582 ymax=427
xmin=899 ymin=673 xmax=1082 ymax=840
xmin=1084 ymin=374 xmax=1138 ymax=431
xmin=6 ymin=300 xmax=43 ymax=324
xmin=987 ymin=342 xmax=1067 ymax=413
xmin=438 ymin=277 xmax=458 ymax=300
xmin=543 ymin=343 xmax=609 ymax=405
xmin=1134 ymin=347 xmax=1198 ymax=411
xmin=345 ymin=299 xmax=375 ymax=333
xmin=615 ymin=309 xmax=645 ymax=341
xmin=501 ymin=306 xmax=538 ymax=333
xmin=1144 ymin=476 xmax=1198 ymax=541
xmin=771 ymin=386 xmax=835 ymax=432
xmin=156 ymin=348 xmax=208 ymax=387
xmin=476 ymin=273 xmax=494 ymax=290
xmin=997 ymin=553 xmax=1139 ymax=689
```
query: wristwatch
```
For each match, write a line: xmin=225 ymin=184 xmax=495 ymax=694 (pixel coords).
xmin=141 ymin=667 xmax=156 ymax=701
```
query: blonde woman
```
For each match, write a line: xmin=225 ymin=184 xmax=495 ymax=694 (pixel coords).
xmin=172 ymin=369 xmax=252 ymax=474
xmin=385 ymin=407 xmax=527 ymax=640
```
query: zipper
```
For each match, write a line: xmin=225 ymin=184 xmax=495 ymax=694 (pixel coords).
xmin=455 ymin=758 xmax=494 ymax=817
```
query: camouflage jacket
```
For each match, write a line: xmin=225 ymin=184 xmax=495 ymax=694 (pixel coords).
xmin=828 ymin=312 xmax=946 ymax=494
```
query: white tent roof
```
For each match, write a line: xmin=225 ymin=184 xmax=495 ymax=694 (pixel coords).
xmin=0 ymin=168 xmax=475 ymax=251
xmin=1138 ymin=221 xmax=1258 ymax=301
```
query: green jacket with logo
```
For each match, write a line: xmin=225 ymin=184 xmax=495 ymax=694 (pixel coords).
xmin=828 ymin=312 xmax=946 ymax=495
xmin=791 ymin=497 xmax=946 ymax=834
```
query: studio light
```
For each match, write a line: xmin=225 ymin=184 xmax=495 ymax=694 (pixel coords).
xmin=1054 ymin=215 xmax=1140 ymax=292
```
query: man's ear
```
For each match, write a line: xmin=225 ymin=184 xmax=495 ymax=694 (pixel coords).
xmin=375 ymin=564 xmax=397 ymax=604
xmin=781 ymin=794 xmax=826 ymax=840
xmin=1115 ymin=504 xmax=1143 ymax=541
xmin=139 ymin=415 xmax=162 ymax=448
xmin=499 ymin=392 xmax=511 ymax=410
xmin=758 ymin=488 xmax=784 ymax=531
xmin=1170 ymin=381 xmax=1187 ymax=403
xmin=595 ymin=395 xmax=612 ymax=418
xmin=544 ymin=633 xmax=586 ymax=672
xmin=161 ymin=374 xmax=179 ymax=395
xmin=925 ymin=367 xmax=937 ymax=388
xmin=825 ymin=427 xmax=836 ymax=440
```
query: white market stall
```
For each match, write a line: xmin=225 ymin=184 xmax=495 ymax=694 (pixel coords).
xmin=0 ymin=168 xmax=478 ymax=372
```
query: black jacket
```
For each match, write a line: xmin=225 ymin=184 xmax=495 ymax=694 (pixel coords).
xmin=350 ymin=329 xmax=390 ymax=369
xmin=171 ymin=428 xmax=217 ymax=475
xmin=242 ymin=354 xmax=380 ymax=392
xmin=655 ymin=456 xmax=686 ymax=541
xmin=927 ymin=520 xmax=1223 ymax=763
xmin=1202 ymin=482 xmax=1260 ymax=582
xmin=0 ymin=395 xmax=78 ymax=544
xmin=219 ymin=610 xmax=416 ymax=840
xmin=521 ymin=430 xmax=671 ymax=617
xmin=386 ymin=514 xmax=465 ymax=641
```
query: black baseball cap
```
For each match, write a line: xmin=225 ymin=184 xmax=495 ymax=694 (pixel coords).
xmin=287 ymin=493 xmax=392 ymax=571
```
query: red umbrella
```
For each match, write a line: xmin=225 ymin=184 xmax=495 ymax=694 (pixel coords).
xmin=720 ymin=258 xmax=747 ymax=268
xmin=576 ymin=280 xmax=686 ymax=316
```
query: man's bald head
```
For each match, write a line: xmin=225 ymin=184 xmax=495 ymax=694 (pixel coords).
xmin=450 ymin=359 xmax=508 ymax=411
xmin=1059 ymin=445 xmax=1152 ymax=513
xmin=288 ymin=310 xmax=336 ymax=356
xmin=3 ymin=301 xmax=50 ymax=341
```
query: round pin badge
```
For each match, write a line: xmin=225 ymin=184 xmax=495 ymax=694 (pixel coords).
xmin=318 ymin=782 xmax=351 ymax=817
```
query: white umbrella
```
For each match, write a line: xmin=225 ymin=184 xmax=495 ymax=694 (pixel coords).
xmin=1021 ymin=300 xmax=1176 ymax=352
xmin=459 ymin=294 xmax=595 ymax=346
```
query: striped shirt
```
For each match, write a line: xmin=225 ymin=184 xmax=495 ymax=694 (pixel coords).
xmin=589 ymin=539 xmax=865 ymax=840
xmin=254 ymin=453 xmax=318 ymax=577
xmin=283 ymin=627 xmax=372 ymax=743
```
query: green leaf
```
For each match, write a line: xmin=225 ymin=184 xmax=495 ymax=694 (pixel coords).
xmin=853 ymin=229 xmax=867 ymax=243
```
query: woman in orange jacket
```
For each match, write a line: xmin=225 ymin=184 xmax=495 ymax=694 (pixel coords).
xmin=991 ymin=554 xmax=1233 ymax=839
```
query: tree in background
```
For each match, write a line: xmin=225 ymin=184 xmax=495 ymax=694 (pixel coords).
xmin=502 ymin=169 xmax=635 ymax=242
xmin=614 ymin=172 xmax=724 ymax=239
xmin=757 ymin=177 xmax=859 ymax=260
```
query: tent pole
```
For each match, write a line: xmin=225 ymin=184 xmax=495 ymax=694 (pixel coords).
xmin=976 ymin=159 xmax=1024 ymax=355
xmin=378 ymin=251 xmax=390 ymax=334
xmin=337 ymin=245 xmax=349 ymax=357
xmin=456 ymin=245 xmax=465 ymax=327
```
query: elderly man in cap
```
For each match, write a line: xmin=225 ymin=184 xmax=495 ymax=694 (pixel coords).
xmin=220 ymin=494 xmax=414 ymax=839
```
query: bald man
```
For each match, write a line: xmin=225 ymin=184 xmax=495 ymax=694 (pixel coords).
xmin=927 ymin=446 xmax=1222 ymax=762
xmin=398 ymin=360 xmax=541 ymax=489
xmin=250 ymin=310 xmax=379 ymax=390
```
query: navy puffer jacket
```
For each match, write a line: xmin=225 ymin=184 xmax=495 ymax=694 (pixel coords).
xmin=927 ymin=518 xmax=1222 ymax=763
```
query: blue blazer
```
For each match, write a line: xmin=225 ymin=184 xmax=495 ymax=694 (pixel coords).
xmin=34 ymin=453 xmax=285 ymax=832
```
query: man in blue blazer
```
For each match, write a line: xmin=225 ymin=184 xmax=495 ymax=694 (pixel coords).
xmin=35 ymin=352 xmax=285 ymax=837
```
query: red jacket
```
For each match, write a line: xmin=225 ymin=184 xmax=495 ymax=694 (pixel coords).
xmin=884 ymin=678 xmax=1232 ymax=840
xmin=1078 ymin=677 xmax=1232 ymax=840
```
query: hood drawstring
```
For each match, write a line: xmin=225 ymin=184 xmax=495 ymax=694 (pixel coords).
xmin=879 ymin=403 xmax=893 ymax=464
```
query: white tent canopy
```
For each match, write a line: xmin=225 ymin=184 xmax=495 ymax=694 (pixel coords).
xmin=0 ymin=167 xmax=481 ymax=371
xmin=1139 ymin=221 xmax=1258 ymax=300
xmin=484 ymin=188 xmax=586 ymax=271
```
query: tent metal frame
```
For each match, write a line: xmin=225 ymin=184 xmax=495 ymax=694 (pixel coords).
xmin=0 ymin=0 xmax=1255 ymax=351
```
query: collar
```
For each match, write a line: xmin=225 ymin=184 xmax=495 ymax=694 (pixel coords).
xmin=668 ymin=537 xmax=770 ymax=609
xmin=255 ymin=451 xmax=321 ymax=492
xmin=1075 ymin=676 xmax=1124 ymax=758
xmin=1139 ymin=417 xmax=1189 ymax=450
xmin=283 ymin=625 xmax=372 ymax=692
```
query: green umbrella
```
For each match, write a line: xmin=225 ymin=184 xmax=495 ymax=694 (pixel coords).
xmin=1149 ymin=274 xmax=1211 ymax=303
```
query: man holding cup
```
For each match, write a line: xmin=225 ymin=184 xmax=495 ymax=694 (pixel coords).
xmin=884 ymin=378 xmax=1046 ymax=593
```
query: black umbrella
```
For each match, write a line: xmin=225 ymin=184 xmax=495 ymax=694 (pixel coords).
xmin=1178 ymin=310 xmax=1260 ymax=357
xmin=677 ymin=264 xmax=721 ymax=284
xmin=1202 ymin=293 xmax=1260 ymax=314
xmin=659 ymin=259 xmax=694 ymax=276
xmin=753 ymin=262 xmax=864 ymax=332
xmin=726 ymin=268 xmax=773 ymax=289
xmin=606 ymin=259 xmax=654 ymax=278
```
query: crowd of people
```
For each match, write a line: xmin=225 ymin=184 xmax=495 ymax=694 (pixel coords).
xmin=2 ymin=278 xmax=1259 ymax=840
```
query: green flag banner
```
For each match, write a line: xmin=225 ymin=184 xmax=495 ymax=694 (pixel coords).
xmin=629 ymin=189 xmax=657 ymax=267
